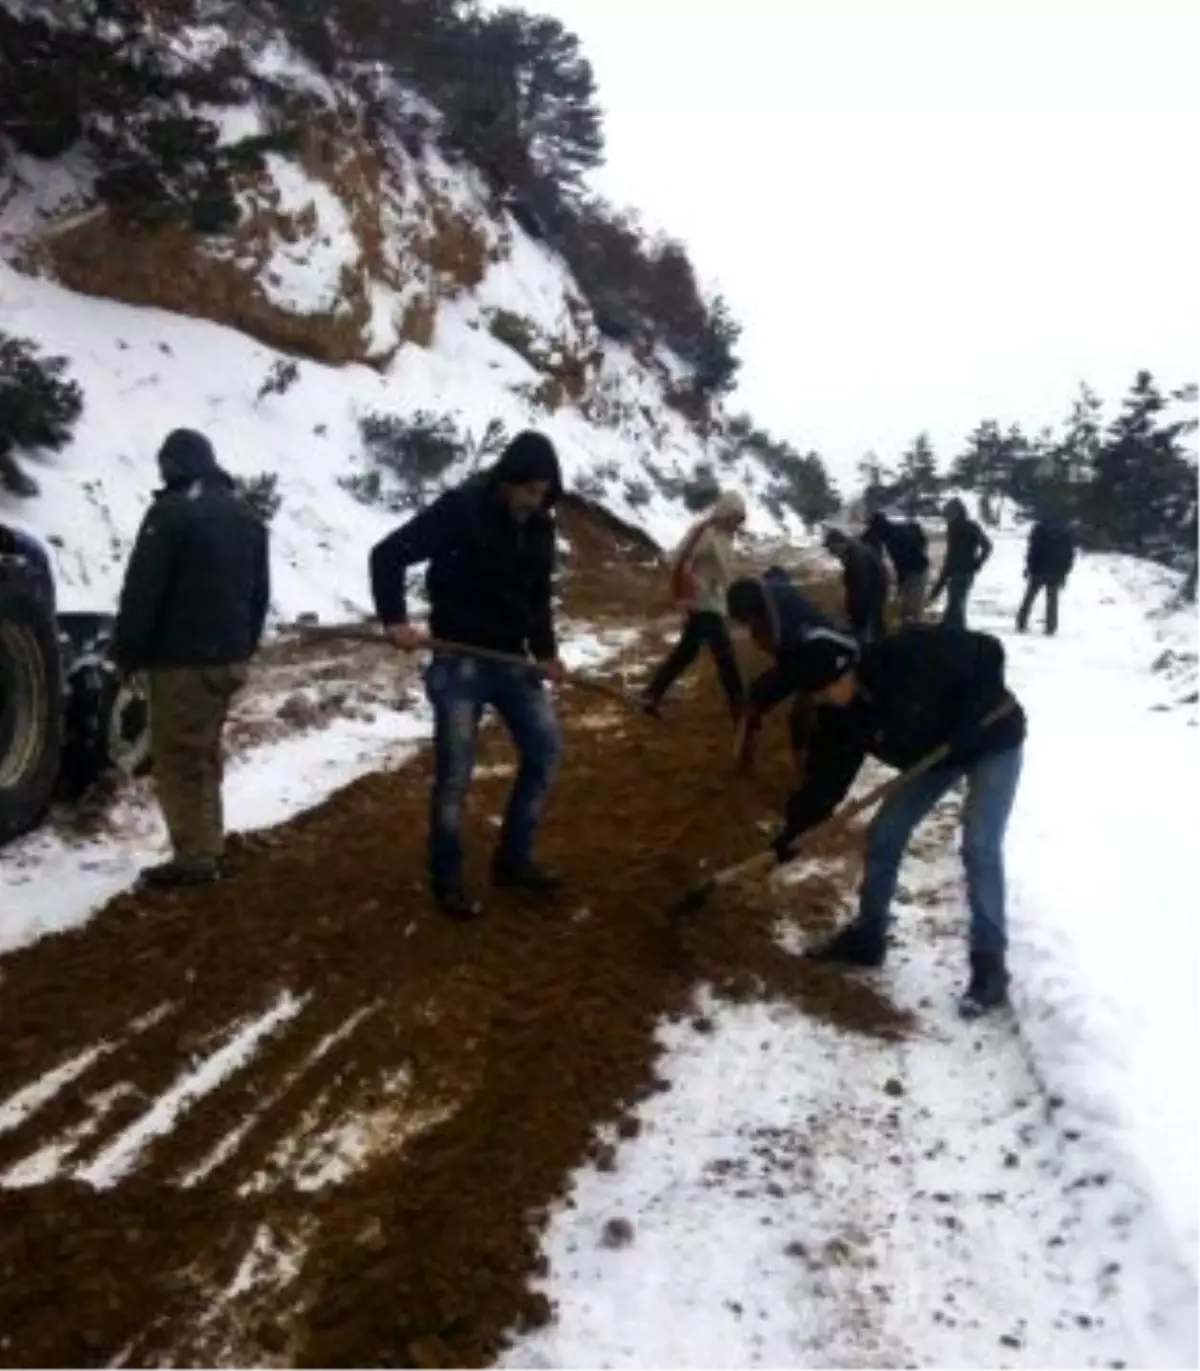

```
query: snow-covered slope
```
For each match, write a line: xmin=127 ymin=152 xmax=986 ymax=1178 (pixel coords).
xmin=1 ymin=33 xmax=804 ymax=617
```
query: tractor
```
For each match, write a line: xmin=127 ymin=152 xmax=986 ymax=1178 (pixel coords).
xmin=0 ymin=520 xmax=151 ymax=844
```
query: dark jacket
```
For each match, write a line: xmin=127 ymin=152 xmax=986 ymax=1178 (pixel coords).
xmin=369 ymin=455 xmax=559 ymax=659
xmin=864 ymin=514 xmax=930 ymax=578
xmin=746 ymin=571 xmax=842 ymax=715
xmin=113 ymin=431 xmax=270 ymax=672
xmin=840 ymin=539 xmax=888 ymax=628
xmin=777 ymin=625 xmax=1026 ymax=846
xmin=935 ymin=516 xmax=992 ymax=588
xmin=1026 ymin=519 xmax=1075 ymax=581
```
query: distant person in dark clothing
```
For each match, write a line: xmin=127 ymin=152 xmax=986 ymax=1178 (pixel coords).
xmin=823 ymin=527 xmax=888 ymax=643
xmin=1182 ymin=510 xmax=1198 ymax=602
xmin=726 ymin=569 xmax=851 ymax=780
xmin=114 ymin=429 xmax=270 ymax=889
xmin=1017 ymin=517 xmax=1076 ymax=635
xmin=370 ymin=430 xmax=565 ymax=920
xmin=929 ymin=498 xmax=992 ymax=630
xmin=753 ymin=620 xmax=1026 ymax=1017
xmin=863 ymin=512 xmax=930 ymax=624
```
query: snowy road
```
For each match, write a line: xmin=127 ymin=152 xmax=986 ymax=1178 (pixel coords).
xmin=504 ymin=529 xmax=1198 ymax=1369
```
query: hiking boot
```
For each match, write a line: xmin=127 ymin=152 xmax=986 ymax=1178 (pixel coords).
xmin=138 ymin=858 xmax=223 ymax=890
xmin=433 ymin=886 xmax=484 ymax=921
xmin=806 ymin=920 xmax=887 ymax=968
xmin=491 ymin=856 xmax=564 ymax=898
xmin=958 ymin=951 xmax=1010 ymax=1018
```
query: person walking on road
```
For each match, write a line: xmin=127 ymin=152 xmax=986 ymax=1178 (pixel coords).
xmin=370 ymin=430 xmax=566 ymax=921
xmin=752 ymin=620 xmax=1026 ymax=1016
xmin=928 ymin=497 xmax=992 ymax=630
xmin=823 ymin=527 xmax=888 ymax=644
xmin=1016 ymin=516 xmax=1075 ymax=636
xmin=113 ymin=429 xmax=270 ymax=889
xmin=638 ymin=490 xmax=747 ymax=721
xmin=862 ymin=511 xmax=930 ymax=625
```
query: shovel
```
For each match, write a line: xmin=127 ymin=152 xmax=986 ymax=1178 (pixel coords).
xmin=666 ymin=697 xmax=1017 ymax=922
xmin=280 ymin=622 xmax=646 ymax=712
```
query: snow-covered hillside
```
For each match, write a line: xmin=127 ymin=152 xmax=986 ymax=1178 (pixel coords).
xmin=1 ymin=25 xmax=805 ymax=619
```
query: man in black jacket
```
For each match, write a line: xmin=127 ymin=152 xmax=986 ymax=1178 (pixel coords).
xmin=1017 ymin=516 xmax=1075 ymax=635
xmin=114 ymin=429 xmax=270 ymax=889
xmin=929 ymin=498 xmax=993 ymax=630
xmin=370 ymin=430 xmax=565 ymax=919
xmin=1020 ymin=518 xmax=1075 ymax=636
xmin=758 ymin=622 xmax=1026 ymax=1016
xmin=862 ymin=512 xmax=929 ymax=624
xmin=822 ymin=527 xmax=888 ymax=643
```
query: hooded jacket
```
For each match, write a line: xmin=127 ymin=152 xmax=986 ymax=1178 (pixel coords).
xmin=113 ymin=429 xmax=270 ymax=671
xmin=728 ymin=570 xmax=851 ymax=716
xmin=671 ymin=491 xmax=746 ymax=615
xmin=369 ymin=430 xmax=562 ymax=658
xmin=1026 ymin=519 xmax=1075 ymax=581
xmin=864 ymin=513 xmax=930 ymax=579
xmin=933 ymin=508 xmax=992 ymax=589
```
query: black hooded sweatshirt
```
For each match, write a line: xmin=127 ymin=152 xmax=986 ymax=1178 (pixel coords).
xmin=864 ymin=513 xmax=930 ymax=578
xmin=369 ymin=430 xmax=562 ymax=659
xmin=775 ymin=624 xmax=1026 ymax=849
xmin=113 ymin=429 xmax=270 ymax=671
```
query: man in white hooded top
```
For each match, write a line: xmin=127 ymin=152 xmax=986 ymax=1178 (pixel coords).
xmin=638 ymin=490 xmax=747 ymax=721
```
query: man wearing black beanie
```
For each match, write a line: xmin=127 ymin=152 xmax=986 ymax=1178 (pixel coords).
xmin=728 ymin=582 xmax=1027 ymax=1018
xmin=370 ymin=429 xmax=566 ymax=920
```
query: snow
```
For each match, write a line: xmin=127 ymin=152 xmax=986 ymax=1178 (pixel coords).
xmin=504 ymin=528 xmax=1199 ymax=1369
xmin=254 ymin=154 xmax=358 ymax=315
xmin=0 ymin=699 xmax=432 ymax=959
xmin=75 ymin=989 xmax=306 ymax=1188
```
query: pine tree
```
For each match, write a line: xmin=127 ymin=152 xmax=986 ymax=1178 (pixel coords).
xmin=949 ymin=420 xmax=1025 ymax=525
xmin=1089 ymin=371 xmax=1196 ymax=560
xmin=896 ymin=432 xmax=939 ymax=515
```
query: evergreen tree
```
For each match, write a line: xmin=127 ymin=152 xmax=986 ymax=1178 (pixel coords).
xmin=1054 ymin=383 xmax=1104 ymax=497
xmin=1089 ymin=371 xmax=1197 ymax=561
xmin=949 ymin=420 xmax=1026 ymax=525
xmin=896 ymin=432 xmax=939 ymax=515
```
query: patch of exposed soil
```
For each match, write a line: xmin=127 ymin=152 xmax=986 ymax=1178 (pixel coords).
xmin=0 ymin=516 xmax=906 ymax=1368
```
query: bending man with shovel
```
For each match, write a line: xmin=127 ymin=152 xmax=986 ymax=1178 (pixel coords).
xmin=370 ymin=431 xmax=567 ymax=921
xmin=723 ymin=577 xmax=1026 ymax=1016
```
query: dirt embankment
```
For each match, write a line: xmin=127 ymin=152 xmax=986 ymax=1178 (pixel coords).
xmin=0 ymin=517 xmax=899 ymax=1368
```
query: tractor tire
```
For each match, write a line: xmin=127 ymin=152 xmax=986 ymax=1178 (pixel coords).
xmin=57 ymin=612 xmax=153 ymax=798
xmin=0 ymin=582 xmax=63 ymax=843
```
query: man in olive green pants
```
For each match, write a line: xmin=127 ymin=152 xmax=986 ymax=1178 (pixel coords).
xmin=148 ymin=666 xmax=247 ymax=870
xmin=114 ymin=430 xmax=270 ymax=888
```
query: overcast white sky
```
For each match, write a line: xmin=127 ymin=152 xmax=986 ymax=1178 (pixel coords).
xmin=531 ymin=0 xmax=1200 ymax=485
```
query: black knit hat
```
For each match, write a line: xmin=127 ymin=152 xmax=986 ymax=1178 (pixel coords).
xmin=493 ymin=430 xmax=562 ymax=495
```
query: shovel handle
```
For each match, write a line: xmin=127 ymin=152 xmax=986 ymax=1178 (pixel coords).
xmin=707 ymin=696 xmax=1017 ymax=893
xmin=281 ymin=624 xmax=640 ymax=710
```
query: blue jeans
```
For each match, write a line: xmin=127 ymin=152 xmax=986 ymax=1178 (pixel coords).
xmin=942 ymin=573 xmax=975 ymax=630
xmin=424 ymin=654 xmax=562 ymax=894
xmin=858 ymin=744 xmax=1023 ymax=956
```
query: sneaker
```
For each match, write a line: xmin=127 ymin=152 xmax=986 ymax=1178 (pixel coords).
xmin=958 ymin=951 xmax=1010 ymax=1018
xmin=434 ymin=887 xmax=484 ymax=921
xmin=138 ymin=858 xmax=223 ymax=890
xmin=806 ymin=920 xmax=887 ymax=968
xmin=491 ymin=856 xmax=564 ymax=898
